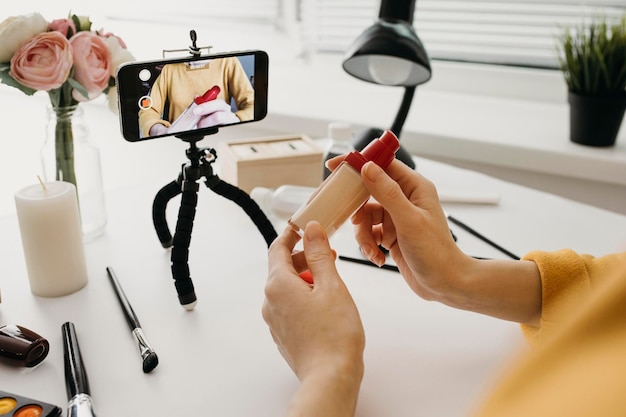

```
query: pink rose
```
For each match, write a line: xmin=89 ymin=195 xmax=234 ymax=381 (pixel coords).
xmin=9 ymin=31 xmax=73 ymax=91
xmin=69 ymin=31 xmax=111 ymax=101
xmin=49 ymin=18 xmax=76 ymax=38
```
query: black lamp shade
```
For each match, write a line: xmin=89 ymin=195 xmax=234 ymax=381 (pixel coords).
xmin=343 ymin=20 xmax=431 ymax=87
xmin=341 ymin=0 xmax=431 ymax=169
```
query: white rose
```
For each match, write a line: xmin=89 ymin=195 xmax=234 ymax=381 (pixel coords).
xmin=106 ymin=86 xmax=119 ymax=114
xmin=103 ymin=36 xmax=135 ymax=77
xmin=102 ymin=36 xmax=134 ymax=114
xmin=0 ymin=13 xmax=49 ymax=63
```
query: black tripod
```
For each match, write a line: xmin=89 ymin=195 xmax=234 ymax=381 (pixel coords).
xmin=152 ymin=133 xmax=277 ymax=309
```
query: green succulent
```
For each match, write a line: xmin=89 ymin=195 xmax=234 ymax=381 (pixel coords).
xmin=558 ymin=15 xmax=626 ymax=96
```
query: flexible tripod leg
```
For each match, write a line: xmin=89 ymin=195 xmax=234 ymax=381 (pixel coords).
xmin=151 ymin=143 xmax=278 ymax=310
xmin=205 ymin=175 xmax=277 ymax=247
xmin=152 ymin=180 xmax=182 ymax=248
xmin=170 ymin=182 xmax=200 ymax=309
xmin=152 ymin=174 xmax=200 ymax=309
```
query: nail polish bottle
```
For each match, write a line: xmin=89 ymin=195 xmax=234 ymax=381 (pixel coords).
xmin=289 ymin=130 xmax=399 ymax=237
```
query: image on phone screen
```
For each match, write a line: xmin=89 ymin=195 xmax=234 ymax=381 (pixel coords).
xmin=116 ymin=50 xmax=268 ymax=142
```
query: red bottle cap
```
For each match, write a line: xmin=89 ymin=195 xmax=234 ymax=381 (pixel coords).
xmin=344 ymin=130 xmax=400 ymax=172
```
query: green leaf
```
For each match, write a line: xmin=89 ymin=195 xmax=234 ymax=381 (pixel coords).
xmin=71 ymin=14 xmax=81 ymax=32
xmin=0 ymin=66 xmax=37 ymax=95
xmin=72 ymin=14 xmax=92 ymax=32
xmin=67 ymin=77 xmax=89 ymax=100
xmin=48 ymin=88 xmax=61 ymax=108
xmin=557 ymin=13 xmax=626 ymax=95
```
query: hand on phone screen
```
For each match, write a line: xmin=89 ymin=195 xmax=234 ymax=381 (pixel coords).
xmin=195 ymin=99 xmax=240 ymax=128
xmin=168 ymin=86 xmax=221 ymax=133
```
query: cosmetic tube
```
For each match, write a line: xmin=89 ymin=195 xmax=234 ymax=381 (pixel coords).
xmin=0 ymin=324 xmax=49 ymax=367
xmin=289 ymin=130 xmax=399 ymax=237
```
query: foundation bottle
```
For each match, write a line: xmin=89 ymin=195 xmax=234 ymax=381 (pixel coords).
xmin=288 ymin=130 xmax=399 ymax=237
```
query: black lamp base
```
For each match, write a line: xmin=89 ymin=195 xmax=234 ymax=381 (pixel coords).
xmin=352 ymin=127 xmax=416 ymax=169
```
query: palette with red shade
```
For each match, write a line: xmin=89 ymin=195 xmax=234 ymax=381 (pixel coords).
xmin=0 ymin=391 xmax=61 ymax=417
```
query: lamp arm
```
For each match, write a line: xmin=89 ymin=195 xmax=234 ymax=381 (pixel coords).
xmin=379 ymin=0 xmax=416 ymax=24
xmin=390 ymin=86 xmax=416 ymax=137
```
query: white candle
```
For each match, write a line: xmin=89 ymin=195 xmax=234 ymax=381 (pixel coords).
xmin=14 ymin=181 xmax=88 ymax=297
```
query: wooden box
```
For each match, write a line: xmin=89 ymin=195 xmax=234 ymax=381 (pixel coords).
xmin=218 ymin=134 xmax=323 ymax=193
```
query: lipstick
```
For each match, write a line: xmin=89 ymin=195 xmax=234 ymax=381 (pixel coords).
xmin=62 ymin=322 xmax=96 ymax=417
xmin=168 ymin=85 xmax=221 ymax=133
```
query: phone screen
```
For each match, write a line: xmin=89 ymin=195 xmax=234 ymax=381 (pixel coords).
xmin=116 ymin=50 xmax=268 ymax=142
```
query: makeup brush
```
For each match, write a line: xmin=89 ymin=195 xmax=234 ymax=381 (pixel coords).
xmin=106 ymin=266 xmax=159 ymax=373
xmin=62 ymin=322 xmax=96 ymax=417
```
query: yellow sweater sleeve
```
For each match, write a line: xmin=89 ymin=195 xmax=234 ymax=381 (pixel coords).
xmin=473 ymin=250 xmax=626 ymax=417
xmin=520 ymin=249 xmax=625 ymax=346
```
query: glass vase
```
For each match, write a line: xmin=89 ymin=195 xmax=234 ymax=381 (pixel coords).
xmin=41 ymin=105 xmax=107 ymax=241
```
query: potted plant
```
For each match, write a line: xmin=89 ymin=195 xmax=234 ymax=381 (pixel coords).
xmin=558 ymin=15 xmax=626 ymax=147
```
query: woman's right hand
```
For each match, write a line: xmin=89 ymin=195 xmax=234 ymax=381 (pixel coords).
xmin=349 ymin=159 xmax=541 ymax=324
xmin=353 ymin=160 xmax=472 ymax=304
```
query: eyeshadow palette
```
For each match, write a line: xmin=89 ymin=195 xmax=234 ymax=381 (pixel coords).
xmin=0 ymin=391 xmax=61 ymax=417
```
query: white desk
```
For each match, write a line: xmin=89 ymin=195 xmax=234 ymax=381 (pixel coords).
xmin=2 ymin=154 xmax=626 ymax=417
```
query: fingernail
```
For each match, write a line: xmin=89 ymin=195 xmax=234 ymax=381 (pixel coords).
xmin=305 ymin=221 xmax=325 ymax=242
xmin=361 ymin=244 xmax=385 ymax=267
xmin=360 ymin=244 xmax=376 ymax=260
xmin=363 ymin=162 xmax=382 ymax=182
xmin=299 ymin=270 xmax=314 ymax=284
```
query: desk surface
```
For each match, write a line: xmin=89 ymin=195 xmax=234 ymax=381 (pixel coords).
xmin=1 ymin=155 xmax=626 ymax=417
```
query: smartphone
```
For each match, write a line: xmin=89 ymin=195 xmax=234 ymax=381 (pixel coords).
xmin=116 ymin=49 xmax=268 ymax=142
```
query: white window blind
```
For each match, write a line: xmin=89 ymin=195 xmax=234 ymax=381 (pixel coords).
xmin=107 ymin=0 xmax=281 ymax=27
xmin=299 ymin=0 xmax=626 ymax=68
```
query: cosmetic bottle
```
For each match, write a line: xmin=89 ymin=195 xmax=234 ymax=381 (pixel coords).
xmin=250 ymin=185 xmax=316 ymax=220
xmin=289 ymin=130 xmax=399 ymax=238
xmin=0 ymin=324 xmax=50 ymax=367
xmin=322 ymin=122 xmax=354 ymax=179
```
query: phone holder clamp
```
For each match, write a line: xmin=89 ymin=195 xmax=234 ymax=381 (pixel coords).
xmin=162 ymin=29 xmax=212 ymax=58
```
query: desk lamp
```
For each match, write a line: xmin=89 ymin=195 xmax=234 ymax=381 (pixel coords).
xmin=342 ymin=0 xmax=431 ymax=169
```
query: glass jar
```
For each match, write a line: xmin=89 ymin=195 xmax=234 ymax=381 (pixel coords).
xmin=41 ymin=105 xmax=107 ymax=241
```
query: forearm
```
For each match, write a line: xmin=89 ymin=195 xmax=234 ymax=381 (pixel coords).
xmin=442 ymin=257 xmax=542 ymax=325
xmin=286 ymin=364 xmax=363 ymax=417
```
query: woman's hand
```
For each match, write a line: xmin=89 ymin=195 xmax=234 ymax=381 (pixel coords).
xmin=263 ymin=221 xmax=365 ymax=416
xmin=195 ymin=99 xmax=239 ymax=127
xmin=326 ymin=156 xmax=541 ymax=324
xmin=353 ymin=160 xmax=469 ymax=304
xmin=148 ymin=122 xmax=170 ymax=137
